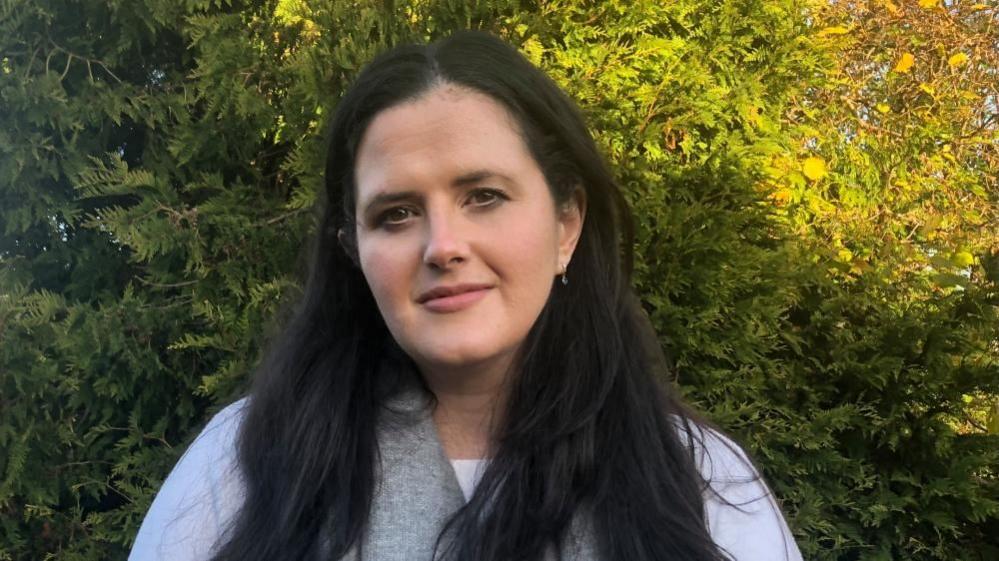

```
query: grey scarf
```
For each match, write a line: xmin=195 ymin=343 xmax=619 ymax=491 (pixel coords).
xmin=340 ymin=386 xmax=598 ymax=561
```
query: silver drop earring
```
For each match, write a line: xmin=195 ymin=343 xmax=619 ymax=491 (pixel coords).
xmin=560 ymin=263 xmax=569 ymax=286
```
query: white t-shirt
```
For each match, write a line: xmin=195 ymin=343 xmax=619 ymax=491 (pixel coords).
xmin=129 ymin=400 xmax=803 ymax=560
xmin=449 ymin=459 xmax=487 ymax=501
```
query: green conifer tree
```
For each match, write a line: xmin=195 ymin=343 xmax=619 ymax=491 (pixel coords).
xmin=2 ymin=1 xmax=995 ymax=559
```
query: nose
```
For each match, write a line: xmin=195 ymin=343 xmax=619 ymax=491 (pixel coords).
xmin=422 ymin=210 xmax=468 ymax=270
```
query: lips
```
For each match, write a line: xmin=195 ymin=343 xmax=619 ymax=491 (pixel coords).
xmin=416 ymin=283 xmax=493 ymax=304
xmin=416 ymin=283 xmax=493 ymax=313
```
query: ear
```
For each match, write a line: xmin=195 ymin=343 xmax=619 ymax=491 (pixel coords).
xmin=556 ymin=186 xmax=586 ymax=271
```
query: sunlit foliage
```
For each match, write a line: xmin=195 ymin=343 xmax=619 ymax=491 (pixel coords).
xmin=1 ymin=0 xmax=995 ymax=559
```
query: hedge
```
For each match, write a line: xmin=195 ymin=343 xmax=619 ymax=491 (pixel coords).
xmin=1 ymin=0 xmax=996 ymax=559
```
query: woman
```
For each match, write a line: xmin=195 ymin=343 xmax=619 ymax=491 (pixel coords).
xmin=130 ymin=30 xmax=802 ymax=561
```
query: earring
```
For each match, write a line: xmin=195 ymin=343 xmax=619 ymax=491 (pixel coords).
xmin=560 ymin=263 xmax=568 ymax=286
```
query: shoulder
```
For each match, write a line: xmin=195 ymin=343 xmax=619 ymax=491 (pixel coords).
xmin=129 ymin=398 xmax=249 ymax=561
xmin=673 ymin=417 xmax=803 ymax=561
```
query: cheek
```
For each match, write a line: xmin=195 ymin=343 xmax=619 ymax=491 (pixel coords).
xmin=485 ymin=217 xmax=560 ymax=308
xmin=358 ymin=240 xmax=415 ymax=310
xmin=500 ymin=213 xmax=560 ymax=271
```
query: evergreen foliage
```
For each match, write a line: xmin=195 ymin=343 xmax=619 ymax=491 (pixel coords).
xmin=1 ymin=0 xmax=996 ymax=559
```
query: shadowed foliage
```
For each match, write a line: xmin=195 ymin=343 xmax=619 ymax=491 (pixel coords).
xmin=1 ymin=0 xmax=996 ymax=559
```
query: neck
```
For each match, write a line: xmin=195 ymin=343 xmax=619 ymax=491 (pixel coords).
xmin=419 ymin=360 xmax=511 ymax=460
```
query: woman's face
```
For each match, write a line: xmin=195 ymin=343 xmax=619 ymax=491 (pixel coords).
xmin=352 ymin=85 xmax=583 ymax=383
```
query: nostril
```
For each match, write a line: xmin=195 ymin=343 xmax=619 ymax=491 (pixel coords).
xmin=423 ymin=239 xmax=465 ymax=268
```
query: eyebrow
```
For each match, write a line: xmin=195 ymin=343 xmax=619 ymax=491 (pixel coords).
xmin=452 ymin=169 xmax=511 ymax=187
xmin=359 ymin=169 xmax=514 ymax=216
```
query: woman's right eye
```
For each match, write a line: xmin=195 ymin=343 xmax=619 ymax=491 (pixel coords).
xmin=376 ymin=207 xmax=415 ymax=228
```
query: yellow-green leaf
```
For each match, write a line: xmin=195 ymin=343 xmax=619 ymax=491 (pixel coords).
xmin=521 ymin=37 xmax=545 ymax=67
xmin=948 ymin=53 xmax=969 ymax=68
xmin=771 ymin=188 xmax=792 ymax=206
xmin=802 ymin=157 xmax=828 ymax=181
xmin=894 ymin=53 xmax=914 ymax=73
xmin=988 ymin=401 xmax=999 ymax=434
xmin=876 ymin=103 xmax=890 ymax=114
xmin=952 ymin=251 xmax=975 ymax=267
xmin=819 ymin=26 xmax=851 ymax=36
xmin=919 ymin=83 xmax=935 ymax=96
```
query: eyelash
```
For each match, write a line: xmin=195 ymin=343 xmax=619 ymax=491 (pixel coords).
xmin=376 ymin=206 xmax=416 ymax=228
xmin=466 ymin=188 xmax=507 ymax=207
xmin=373 ymin=188 xmax=509 ymax=229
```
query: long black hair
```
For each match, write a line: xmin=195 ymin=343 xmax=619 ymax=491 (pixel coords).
xmin=210 ymin=30 xmax=731 ymax=561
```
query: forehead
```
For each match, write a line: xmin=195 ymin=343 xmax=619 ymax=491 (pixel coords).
xmin=353 ymin=86 xmax=536 ymax=199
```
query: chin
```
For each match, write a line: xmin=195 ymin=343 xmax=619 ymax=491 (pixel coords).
xmin=422 ymin=349 xmax=498 ymax=369
xmin=407 ymin=341 xmax=516 ymax=377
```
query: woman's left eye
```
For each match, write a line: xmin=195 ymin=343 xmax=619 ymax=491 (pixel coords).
xmin=466 ymin=188 xmax=507 ymax=208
